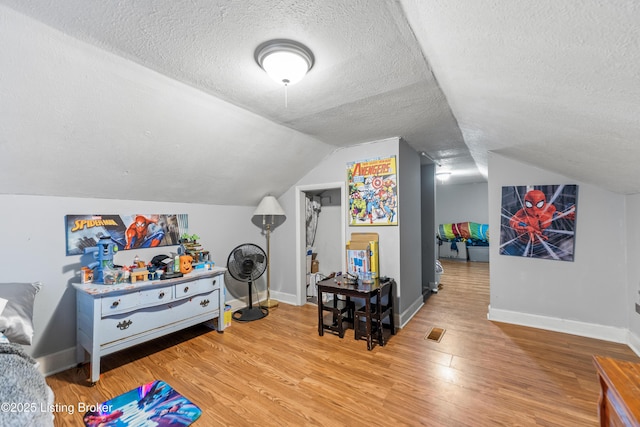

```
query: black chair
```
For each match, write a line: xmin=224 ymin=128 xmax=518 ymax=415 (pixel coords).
xmin=320 ymin=294 xmax=353 ymax=338
xmin=354 ymin=279 xmax=395 ymax=346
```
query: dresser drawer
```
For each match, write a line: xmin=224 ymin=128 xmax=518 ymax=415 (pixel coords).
xmin=169 ymin=289 xmax=220 ymax=320
xmin=173 ymin=277 xmax=217 ymax=300
xmin=140 ymin=285 xmax=173 ymax=305
xmin=101 ymin=292 xmax=140 ymax=315
xmin=99 ymin=289 xmax=220 ymax=345
xmin=101 ymin=285 xmax=173 ymax=316
xmin=99 ymin=303 xmax=170 ymax=345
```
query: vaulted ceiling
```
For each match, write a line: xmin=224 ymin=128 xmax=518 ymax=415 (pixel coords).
xmin=1 ymin=1 xmax=639 ymax=205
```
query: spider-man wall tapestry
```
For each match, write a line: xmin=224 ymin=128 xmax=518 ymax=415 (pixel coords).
xmin=65 ymin=214 xmax=188 ymax=256
xmin=500 ymin=185 xmax=578 ymax=261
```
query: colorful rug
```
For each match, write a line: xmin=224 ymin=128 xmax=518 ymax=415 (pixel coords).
xmin=83 ymin=380 xmax=201 ymax=427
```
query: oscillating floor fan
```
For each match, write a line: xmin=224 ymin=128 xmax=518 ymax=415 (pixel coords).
xmin=227 ymin=243 xmax=268 ymax=322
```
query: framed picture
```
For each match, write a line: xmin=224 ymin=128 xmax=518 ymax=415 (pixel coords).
xmin=65 ymin=214 xmax=188 ymax=255
xmin=347 ymin=156 xmax=398 ymax=226
xmin=499 ymin=184 xmax=578 ymax=261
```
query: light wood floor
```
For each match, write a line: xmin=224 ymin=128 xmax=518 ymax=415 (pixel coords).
xmin=47 ymin=260 xmax=639 ymax=426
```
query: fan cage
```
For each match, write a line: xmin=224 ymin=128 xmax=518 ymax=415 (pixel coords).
xmin=227 ymin=243 xmax=267 ymax=283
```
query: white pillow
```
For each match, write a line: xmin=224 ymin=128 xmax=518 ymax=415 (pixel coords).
xmin=0 ymin=282 xmax=42 ymax=345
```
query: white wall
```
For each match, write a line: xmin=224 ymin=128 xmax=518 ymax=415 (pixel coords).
xmin=421 ymin=164 xmax=438 ymax=287
xmin=273 ymin=137 xmax=425 ymax=323
xmin=488 ymin=153 xmax=629 ymax=343
xmin=436 ymin=182 xmax=489 ymax=226
xmin=276 ymin=138 xmax=400 ymax=303
xmin=311 ymin=204 xmax=342 ymax=276
xmin=0 ymin=194 xmax=261 ymax=373
xmin=625 ymin=194 xmax=640 ymax=354
xmin=398 ymin=139 xmax=423 ymax=308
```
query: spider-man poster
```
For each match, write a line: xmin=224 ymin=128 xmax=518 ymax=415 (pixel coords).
xmin=500 ymin=185 xmax=578 ymax=261
xmin=65 ymin=214 xmax=188 ymax=255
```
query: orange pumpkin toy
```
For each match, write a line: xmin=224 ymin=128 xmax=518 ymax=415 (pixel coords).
xmin=179 ymin=255 xmax=193 ymax=274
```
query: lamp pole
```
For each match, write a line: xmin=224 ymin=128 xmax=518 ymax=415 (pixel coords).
xmin=264 ymin=215 xmax=278 ymax=309
xmin=253 ymin=195 xmax=284 ymax=310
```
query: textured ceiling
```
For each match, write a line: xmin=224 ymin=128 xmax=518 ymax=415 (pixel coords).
xmin=402 ymin=0 xmax=640 ymax=194
xmin=1 ymin=0 xmax=640 ymax=205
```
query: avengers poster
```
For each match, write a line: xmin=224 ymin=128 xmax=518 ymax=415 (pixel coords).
xmin=65 ymin=214 xmax=187 ymax=256
xmin=499 ymin=185 xmax=578 ymax=261
xmin=347 ymin=156 xmax=398 ymax=226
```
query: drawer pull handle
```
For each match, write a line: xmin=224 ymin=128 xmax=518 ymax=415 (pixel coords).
xmin=159 ymin=292 xmax=165 ymax=299
xmin=111 ymin=300 xmax=120 ymax=308
xmin=200 ymin=299 xmax=210 ymax=307
xmin=117 ymin=320 xmax=132 ymax=330
xmin=183 ymin=286 xmax=189 ymax=293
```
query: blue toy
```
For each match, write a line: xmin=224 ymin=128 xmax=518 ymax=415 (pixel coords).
xmin=84 ymin=235 xmax=118 ymax=284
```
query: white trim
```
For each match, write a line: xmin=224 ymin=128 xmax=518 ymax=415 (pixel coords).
xmin=399 ymin=298 xmax=423 ymax=329
xmin=628 ymin=330 xmax=640 ymax=357
xmin=37 ymin=347 xmax=77 ymax=377
xmin=488 ymin=305 xmax=630 ymax=345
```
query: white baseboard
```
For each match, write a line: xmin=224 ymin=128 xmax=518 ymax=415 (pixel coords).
xmin=628 ymin=330 xmax=640 ymax=357
xmin=269 ymin=290 xmax=298 ymax=306
xmin=37 ymin=346 xmax=78 ymax=377
xmin=227 ymin=290 xmax=299 ymax=310
xmin=399 ymin=297 xmax=423 ymax=329
xmin=488 ymin=305 xmax=638 ymax=355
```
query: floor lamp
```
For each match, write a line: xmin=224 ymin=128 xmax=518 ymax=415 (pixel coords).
xmin=253 ymin=195 xmax=285 ymax=309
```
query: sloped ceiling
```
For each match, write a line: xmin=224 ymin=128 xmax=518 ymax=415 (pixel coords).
xmin=402 ymin=0 xmax=640 ymax=194
xmin=1 ymin=1 xmax=639 ymax=206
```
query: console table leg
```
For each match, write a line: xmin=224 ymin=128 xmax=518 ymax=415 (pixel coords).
xmin=317 ymin=289 xmax=324 ymax=336
xmin=366 ymin=298 xmax=373 ymax=351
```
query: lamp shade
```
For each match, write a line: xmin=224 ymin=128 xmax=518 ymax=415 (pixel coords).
xmin=262 ymin=51 xmax=309 ymax=85
xmin=253 ymin=196 xmax=285 ymax=217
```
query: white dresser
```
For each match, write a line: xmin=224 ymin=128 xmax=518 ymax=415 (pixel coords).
xmin=73 ymin=267 xmax=226 ymax=383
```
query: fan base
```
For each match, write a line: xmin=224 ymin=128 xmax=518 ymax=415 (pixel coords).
xmin=233 ymin=306 xmax=267 ymax=322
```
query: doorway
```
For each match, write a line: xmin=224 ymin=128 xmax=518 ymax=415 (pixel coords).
xmin=295 ymin=182 xmax=346 ymax=306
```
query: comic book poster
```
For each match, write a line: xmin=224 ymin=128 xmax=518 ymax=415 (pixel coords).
xmin=347 ymin=156 xmax=397 ymax=226
xmin=499 ymin=185 xmax=578 ymax=261
xmin=65 ymin=214 xmax=187 ymax=256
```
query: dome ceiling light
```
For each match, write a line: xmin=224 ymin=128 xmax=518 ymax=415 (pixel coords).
xmin=436 ymin=171 xmax=452 ymax=182
xmin=421 ymin=151 xmax=452 ymax=183
xmin=255 ymin=39 xmax=314 ymax=86
xmin=255 ymin=39 xmax=314 ymax=107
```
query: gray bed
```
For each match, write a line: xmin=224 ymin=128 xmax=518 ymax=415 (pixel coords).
xmin=0 ymin=282 xmax=54 ymax=427
xmin=0 ymin=343 xmax=54 ymax=426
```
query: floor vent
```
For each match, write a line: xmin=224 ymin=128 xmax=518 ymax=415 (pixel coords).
xmin=425 ymin=327 xmax=445 ymax=342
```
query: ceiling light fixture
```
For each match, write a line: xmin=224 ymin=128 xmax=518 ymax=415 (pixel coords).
xmin=420 ymin=151 xmax=441 ymax=167
xmin=255 ymin=39 xmax=314 ymax=107
xmin=255 ymin=39 xmax=314 ymax=86
xmin=422 ymin=152 xmax=452 ymax=183
xmin=436 ymin=172 xmax=451 ymax=182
